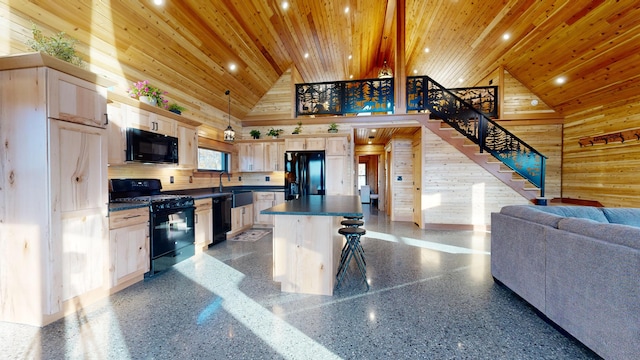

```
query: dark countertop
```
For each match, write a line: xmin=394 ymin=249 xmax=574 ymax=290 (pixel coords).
xmin=108 ymin=202 xmax=149 ymax=212
xmin=261 ymin=195 xmax=362 ymax=217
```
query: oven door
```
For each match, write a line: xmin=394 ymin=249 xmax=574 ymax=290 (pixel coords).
xmin=151 ymin=206 xmax=195 ymax=259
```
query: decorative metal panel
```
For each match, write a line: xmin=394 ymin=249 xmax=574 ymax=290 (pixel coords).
xmin=296 ymin=78 xmax=393 ymax=116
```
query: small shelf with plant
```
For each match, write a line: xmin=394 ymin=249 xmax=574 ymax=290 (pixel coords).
xmin=267 ymin=128 xmax=284 ymax=138
xmin=328 ymin=122 xmax=339 ymax=133
xmin=167 ymin=103 xmax=186 ymax=115
xmin=27 ymin=24 xmax=84 ymax=67
xmin=250 ymin=129 xmax=261 ymax=139
xmin=292 ymin=121 xmax=303 ymax=134
xmin=127 ymin=80 xmax=167 ymax=108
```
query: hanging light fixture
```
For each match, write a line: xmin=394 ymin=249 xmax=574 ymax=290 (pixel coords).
xmin=378 ymin=60 xmax=393 ymax=79
xmin=223 ymin=89 xmax=235 ymax=142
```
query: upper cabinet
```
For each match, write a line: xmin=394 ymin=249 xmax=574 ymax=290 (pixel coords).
xmin=264 ymin=141 xmax=286 ymax=171
xmin=47 ymin=69 xmax=108 ymax=128
xmin=285 ymin=137 xmax=325 ymax=151
xmin=125 ymin=105 xmax=176 ymax=137
xmin=178 ymin=125 xmax=198 ymax=169
xmin=325 ymin=136 xmax=349 ymax=155
xmin=237 ymin=142 xmax=266 ymax=172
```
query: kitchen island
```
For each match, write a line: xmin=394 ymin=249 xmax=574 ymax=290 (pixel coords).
xmin=261 ymin=195 xmax=363 ymax=296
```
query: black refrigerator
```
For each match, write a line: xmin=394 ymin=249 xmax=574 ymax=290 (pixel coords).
xmin=284 ymin=151 xmax=326 ymax=200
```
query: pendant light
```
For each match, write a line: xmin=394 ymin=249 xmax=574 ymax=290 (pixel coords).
xmin=223 ymin=89 xmax=235 ymax=142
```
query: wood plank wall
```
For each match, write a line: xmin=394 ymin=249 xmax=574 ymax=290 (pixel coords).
xmin=563 ymin=98 xmax=640 ymax=207
xmin=388 ymin=136 xmax=414 ymax=222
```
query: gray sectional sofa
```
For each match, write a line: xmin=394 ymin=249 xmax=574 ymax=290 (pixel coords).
xmin=491 ymin=205 xmax=640 ymax=360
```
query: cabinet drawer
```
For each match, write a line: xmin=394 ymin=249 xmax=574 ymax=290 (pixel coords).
xmin=109 ymin=207 xmax=149 ymax=229
xmin=254 ymin=192 xmax=275 ymax=201
xmin=195 ymin=198 xmax=212 ymax=211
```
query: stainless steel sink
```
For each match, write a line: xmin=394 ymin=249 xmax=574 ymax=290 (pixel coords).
xmin=232 ymin=190 xmax=253 ymax=208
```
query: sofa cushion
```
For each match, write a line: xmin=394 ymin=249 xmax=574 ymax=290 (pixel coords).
xmin=499 ymin=205 xmax=565 ymax=228
xmin=532 ymin=205 xmax=609 ymax=223
xmin=601 ymin=208 xmax=640 ymax=227
xmin=557 ymin=217 xmax=640 ymax=250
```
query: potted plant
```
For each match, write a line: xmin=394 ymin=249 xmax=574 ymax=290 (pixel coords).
xmin=250 ymin=129 xmax=261 ymax=139
xmin=292 ymin=121 xmax=303 ymax=134
xmin=167 ymin=103 xmax=186 ymax=115
xmin=328 ymin=122 xmax=339 ymax=133
xmin=27 ymin=24 xmax=84 ymax=67
xmin=267 ymin=128 xmax=284 ymax=138
xmin=127 ymin=80 xmax=167 ymax=107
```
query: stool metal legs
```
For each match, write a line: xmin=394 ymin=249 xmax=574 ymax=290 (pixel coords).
xmin=336 ymin=229 xmax=368 ymax=290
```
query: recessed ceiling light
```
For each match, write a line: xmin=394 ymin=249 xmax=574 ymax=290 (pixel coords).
xmin=229 ymin=63 xmax=237 ymax=71
xmin=349 ymin=74 xmax=353 ymax=79
xmin=153 ymin=0 xmax=163 ymax=5
xmin=555 ymin=76 xmax=566 ymax=85
xmin=531 ymin=99 xmax=539 ymax=106
xmin=281 ymin=1 xmax=289 ymax=10
xmin=345 ymin=6 xmax=349 ymax=13
xmin=371 ymin=129 xmax=377 ymax=132
xmin=348 ymin=54 xmax=352 ymax=60
xmin=424 ymin=47 xmax=430 ymax=53
xmin=502 ymin=33 xmax=510 ymax=40
xmin=458 ymin=78 xmax=464 ymax=83
xmin=304 ymin=53 xmax=309 ymax=59
xmin=413 ymin=69 xmax=418 ymax=74
xmin=368 ymin=141 xmax=372 ymax=144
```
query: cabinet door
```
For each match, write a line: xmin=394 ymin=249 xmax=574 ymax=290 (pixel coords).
xmin=253 ymin=192 xmax=275 ymax=225
xmin=242 ymin=205 xmax=253 ymax=227
xmin=123 ymin=105 xmax=176 ymax=136
xmin=285 ymin=138 xmax=306 ymax=151
xmin=237 ymin=142 xmax=265 ymax=172
xmin=306 ymin=137 xmax=326 ymax=150
xmin=326 ymin=137 xmax=348 ymax=155
xmin=47 ymin=69 xmax=108 ymax=128
xmin=237 ymin=143 xmax=253 ymax=171
xmin=231 ymin=206 xmax=243 ymax=232
xmin=178 ymin=125 xmax=198 ymax=168
xmin=264 ymin=141 xmax=285 ymax=171
xmin=250 ymin=143 xmax=265 ymax=171
xmin=326 ymin=155 xmax=350 ymax=195
xmin=110 ymin=223 xmax=149 ymax=286
xmin=49 ymin=119 xmax=108 ymax=302
xmin=153 ymin=114 xmax=177 ymax=137
xmin=195 ymin=208 xmax=213 ymax=248
xmin=107 ymin=103 xmax=126 ymax=165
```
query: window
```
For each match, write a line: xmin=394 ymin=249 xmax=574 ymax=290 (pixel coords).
xmin=197 ymin=147 xmax=231 ymax=172
xmin=358 ymin=163 xmax=367 ymax=189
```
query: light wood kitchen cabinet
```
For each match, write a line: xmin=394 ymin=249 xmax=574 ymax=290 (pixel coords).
xmin=264 ymin=141 xmax=286 ymax=171
xmin=238 ymin=142 xmax=265 ymax=172
xmin=0 ymin=53 xmax=112 ymax=326
xmin=285 ymin=137 xmax=325 ymax=151
xmin=123 ymin=104 xmax=177 ymax=137
xmin=326 ymin=155 xmax=351 ymax=195
xmin=108 ymin=207 xmax=149 ymax=291
xmin=253 ymin=191 xmax=285 ymax=225
xmin=107 ymin=102 xmax=127 ymax=165
xmin=229 ymin=204 xmax=253 ymax=237
xmin=195 ymin=199 xmax=213 ymax=251
xmin=325 ymin=136 xmax=348 ymax=155
xmin=47 ymin=69 xmax=108 ymax=128
xmin=178 ymin=124 xmax=198 ymax=169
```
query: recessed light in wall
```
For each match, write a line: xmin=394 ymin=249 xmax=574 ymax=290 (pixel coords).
xmin=281 ymin=1 xmax=289 ymax=10
xmin=555 ymin=76 xmax=566 ymax=85
xmin=502 ymin=33 xmax=510 ymax=40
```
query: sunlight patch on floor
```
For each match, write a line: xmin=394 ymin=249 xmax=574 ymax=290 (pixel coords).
xmin=365 ymin=230 xmax=490 ymax=255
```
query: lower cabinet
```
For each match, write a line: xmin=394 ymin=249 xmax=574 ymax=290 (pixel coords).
xmin=253 ymin=192 xmax=285 ymax=226
xmin=229 ymin=204 xmax=253 ymax=237
xmin=108 ymin=207 xmax=149 ymax=291
xmin=195 ymin=199 xmax=213 ymax=251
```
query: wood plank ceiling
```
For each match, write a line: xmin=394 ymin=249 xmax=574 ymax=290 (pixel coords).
xmin=17 ymin=0 xmax=640 ymax=138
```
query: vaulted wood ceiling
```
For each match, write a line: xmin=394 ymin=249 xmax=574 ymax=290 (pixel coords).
xmin=19 ymin=1 xmax=640 ymax=129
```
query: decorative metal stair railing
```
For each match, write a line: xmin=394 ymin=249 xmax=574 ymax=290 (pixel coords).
xmin=408 ymin=76 xmax=547 ymax=197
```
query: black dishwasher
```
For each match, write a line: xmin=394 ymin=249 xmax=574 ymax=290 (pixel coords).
xmin=212 ymin=195 xmax=232 ymax=245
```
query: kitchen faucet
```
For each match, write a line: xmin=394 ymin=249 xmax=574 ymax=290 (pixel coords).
xmin=219 ymin=171 xmax=230 ymax=192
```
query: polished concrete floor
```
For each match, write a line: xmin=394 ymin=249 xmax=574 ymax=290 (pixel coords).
xmin=0 ymin=205 xmax=600 ymax=359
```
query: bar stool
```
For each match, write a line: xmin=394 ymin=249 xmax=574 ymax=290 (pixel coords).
xmin=336 ymin=227 xmax=368 ymax=290
xmin=341 ymin=219 xmax=364 ymax=227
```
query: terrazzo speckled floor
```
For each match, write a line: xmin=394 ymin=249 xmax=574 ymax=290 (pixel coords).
xmin=0 ymin=205 xmax=600 ymax=359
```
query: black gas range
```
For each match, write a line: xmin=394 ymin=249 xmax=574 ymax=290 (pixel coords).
xmin=110 ymin=179 xmax=196 ymax=277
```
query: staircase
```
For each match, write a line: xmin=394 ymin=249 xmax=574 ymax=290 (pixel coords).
xmin=416 ymin=76 xmax=546 ymax=201
xmin=419 ymin=118 xmax=542 ymax=200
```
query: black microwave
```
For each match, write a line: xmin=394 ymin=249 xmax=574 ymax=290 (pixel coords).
xmin=126 ymin=128 xmax=179 ymax=164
